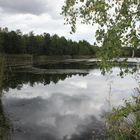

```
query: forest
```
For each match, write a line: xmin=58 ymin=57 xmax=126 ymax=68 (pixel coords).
xmin=0 ymin=27 xmax=140 ymax=57
xmin=0 ymin=27 xmax=98 ymax=56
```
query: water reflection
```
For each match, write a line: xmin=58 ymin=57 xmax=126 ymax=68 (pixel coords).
xmin=1 ymin=60 xmax=138 ymax=140
xmin=3 ymin=70 xmax=88 ymax=91
xmin=3 ymin=95 xmax=107 ymax=140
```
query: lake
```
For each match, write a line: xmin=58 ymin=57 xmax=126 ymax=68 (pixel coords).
xmin=0 ymin=58 xmax=139 ymax=140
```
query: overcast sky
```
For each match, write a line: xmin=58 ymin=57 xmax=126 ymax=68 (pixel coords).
xmin=0 ymin=0 xmax=97 ymax=44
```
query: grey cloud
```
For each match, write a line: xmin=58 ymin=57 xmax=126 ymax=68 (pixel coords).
xmin=0 ymin=0 xmax=47 ymax=15
xmin=0 ymin=0 xmax=96 ymax=43
xmin=45 ymin=0 xmax=64 ymax=19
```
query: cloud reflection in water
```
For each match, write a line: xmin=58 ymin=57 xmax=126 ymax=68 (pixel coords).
xmin=2 ymin=68 xmax=137 ymax=140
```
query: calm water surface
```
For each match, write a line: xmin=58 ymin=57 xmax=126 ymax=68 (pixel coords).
xmin=1 ymin=59 xmax=138 ymax=140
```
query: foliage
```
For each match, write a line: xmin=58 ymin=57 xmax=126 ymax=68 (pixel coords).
xmin=62 ymin=2 xmax=140 ymax=138
xmin=0 ymin=27 xmax=98 ymax=56
xmin=0 ymin=100 xmax=10 ymax=140
xmin=105 ymin=87 xmax=140 ymax=139
xmin=61 ymin=0 xmax=140 ymax=72
xmin=0 ymin=56 xmax=5 ymax=95
xmin=0 ymin=56 xmax=10 ymax=140
xmin=0 ymin=26 xmax=139 ymax=62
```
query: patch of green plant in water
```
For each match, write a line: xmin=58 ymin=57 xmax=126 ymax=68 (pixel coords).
xmin=106 ymin=88 xmax=140 ymax=140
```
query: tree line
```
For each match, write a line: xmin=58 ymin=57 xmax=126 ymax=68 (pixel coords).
xmin=0 ymin=27 xmax=98 ymax=56
xmin=0 ymin=27 xmax=139 ymax=57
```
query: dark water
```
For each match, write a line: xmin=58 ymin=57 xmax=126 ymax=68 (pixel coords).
xmin=0 ymin=59 xmax=138 ymax=140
